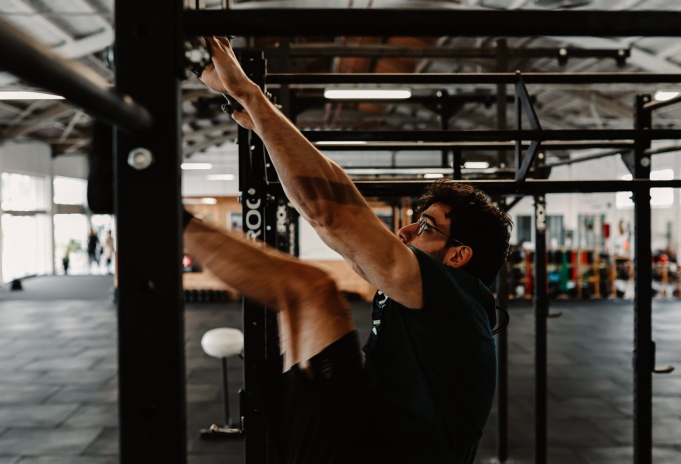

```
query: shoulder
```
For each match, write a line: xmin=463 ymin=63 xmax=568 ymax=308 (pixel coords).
xmin=408 ymin=245 xmax=496 ymax=328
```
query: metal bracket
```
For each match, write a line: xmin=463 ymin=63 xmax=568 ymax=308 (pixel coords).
xmin=514 ymin=71 xmax=543 ymax=182
xmin=651 ymin=341 xmax=675 ymax=374
xmin=620 ymin=150 xmax=637 ymax=176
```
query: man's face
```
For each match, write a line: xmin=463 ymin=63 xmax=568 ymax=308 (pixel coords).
xmin=397 ymin=202 xmax=453 ymax=263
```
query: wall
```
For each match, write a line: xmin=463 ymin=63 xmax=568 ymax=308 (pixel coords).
xmin=510 ymin=147 xmax=681 ymax=255
xmin=0 ymin=141 xmax=89 ymax=283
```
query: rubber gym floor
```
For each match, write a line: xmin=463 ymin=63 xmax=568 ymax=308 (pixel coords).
xmin=0 ymin=275 xmax=679 ymax=463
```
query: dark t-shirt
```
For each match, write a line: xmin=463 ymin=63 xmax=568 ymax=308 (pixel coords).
xmin=362 ymin=246 xmax=497 ymax=464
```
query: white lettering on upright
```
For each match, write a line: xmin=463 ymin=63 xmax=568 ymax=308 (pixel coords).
xmin=245 ymin=197 xmax=262 ymax=239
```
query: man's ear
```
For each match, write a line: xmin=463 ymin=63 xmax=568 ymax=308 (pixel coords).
xmin=445 ymin=246 xmax=473 ymax=268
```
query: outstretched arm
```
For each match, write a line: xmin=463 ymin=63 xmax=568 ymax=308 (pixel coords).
xmin=184 ymin=218 xmax=355 ymax=369
xmin=199 ymin=37 xmax=423 ymax=309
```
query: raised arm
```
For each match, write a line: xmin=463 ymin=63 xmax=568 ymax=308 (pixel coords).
xmin=199 ymin=37 xmax=423 ymax=308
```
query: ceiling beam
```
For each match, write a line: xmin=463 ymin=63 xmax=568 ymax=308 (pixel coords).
xmin=183 ymin=133 xmax=237 ymax=157
xmin=2 ymin=104 xmax=74 ymax=139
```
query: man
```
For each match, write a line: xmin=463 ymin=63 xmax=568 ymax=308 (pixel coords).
xmin=185 ymin=36 xmax=512 ymax=463
xmin=87 ymin=228 xmax=100 ymax=272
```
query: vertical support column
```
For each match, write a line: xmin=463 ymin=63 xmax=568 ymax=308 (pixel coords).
xmin=514 ymin=72 xmax=522 ymax=175
xmin=633 ymin=94 xmax=653 ymax=464
xmin=452 ymin=149 xmax=462 ymax=180
xmin=496 ymin=38 xmax=509 ymax=171
xmin=238 ymin=51 xmax=269 ymax=464
xmin=495 ymin=38 xmax=509 ymax=464
xmin=114 ymin=0 xmax=186 ymax=463
xmin=534 ymin=194 xmax=549 ymax=464
xmin=438 ymin=91 xmax=449 ymax=169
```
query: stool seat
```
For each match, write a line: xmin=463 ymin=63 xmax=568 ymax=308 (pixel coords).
xmin=201 ymin=328 xmax=244 ymax=359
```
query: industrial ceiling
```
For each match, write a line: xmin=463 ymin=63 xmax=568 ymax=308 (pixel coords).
xmin=2 ymin=0 xmax=681 ymax=176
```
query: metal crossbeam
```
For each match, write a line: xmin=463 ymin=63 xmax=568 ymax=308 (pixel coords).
xmin=185 ymin=9 xmax=681 ymax=37
xmin=243 ymin=44 xmax=630 ymax=60
xmin=313 ymin=141 xmax=634 ymax=151
xmin=267 ymin=179 xmax=681 ymax=198
xmin=267 ymin=73 xmax=681 ymax=85
xmin=303 ymin=129 xmax=681 ymax=142
xmin=0 ymin=16 xmax=151 ymax=133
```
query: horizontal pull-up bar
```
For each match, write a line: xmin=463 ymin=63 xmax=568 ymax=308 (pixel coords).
xmin=0 ymin=17 xmax=152 ymax=133
xmin=313 ymin=141 xmax=634 ymax=151
xmin=267 ymin=72 xmax=681 ymax=85
xmin=240 ymin=45 xmax=629 ymax=60
xmin=544 ymin=141 xmax=681 ymax=169
xmin=304 ymin=130 xmax=680 ymax=142
xmin=184 ymin=9 xmax=681 ymax=37
xmin=267 ymin=179 xmax=681 ymax=197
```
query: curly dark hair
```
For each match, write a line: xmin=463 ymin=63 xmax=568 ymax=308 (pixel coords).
xmin=415 ymin=180 xmax=513 ymax=287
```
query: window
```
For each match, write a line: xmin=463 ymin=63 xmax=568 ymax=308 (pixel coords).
xmin=1 ymin=173 xmax=47 ymax=211
xmin=548 ymin=215 xmax=564 ymax=247
xmin=578 ymin=214 xmax=605 ymax=248
xmin=2 ymin=214 xmax=50 ymax=281
xmin=516 ymin=215 xmax=532 ymax=244
xmin=53 ymin=176 xmax=87 ymax=205
xmin=0 ymin=173 xmax=50 ymax=282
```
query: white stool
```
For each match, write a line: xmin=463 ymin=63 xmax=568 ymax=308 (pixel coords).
xmin=199 ymin=328 xmax=244 ymax=439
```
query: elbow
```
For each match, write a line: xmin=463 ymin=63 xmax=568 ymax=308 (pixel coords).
xmin=308 ymin=204 xmax=344 ymax=232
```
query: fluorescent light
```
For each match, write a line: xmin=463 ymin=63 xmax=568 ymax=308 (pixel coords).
xmin=324 ymin=89 xmax=412 ymax=100
xmin=181 ymin=163 xmax=212 ymax=170
xmin=315 ymin=141 xmax=368 ymax=145
xmin=206 ymin=174 xmax=235 ymax=181
xmin=463 ymin=161 xmax=490 ymax=169
xmin=654 ymin=91 xmax=679 ymax=101
xmin=183 ymin=197 xmax=217 ymax=205
xmin=0 ymin=91 xmax=64 ymax=100
xmin=424 ymin=173 xmax=444 ymax=179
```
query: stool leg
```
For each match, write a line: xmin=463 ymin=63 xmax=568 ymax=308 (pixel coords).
xmin=221 ymin=357 xmax=231 ymax=428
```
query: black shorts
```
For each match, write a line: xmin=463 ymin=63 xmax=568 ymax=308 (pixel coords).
xmin=260 ymin=331 xmax=393 ymax=464
xmin=259 ymin=332 xmax=471 ymax=464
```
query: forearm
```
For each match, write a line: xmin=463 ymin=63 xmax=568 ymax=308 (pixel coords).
xmin=185 ymin=218 xmax=309 ymax=309
xmin=239 ymin=88 xmax=369 ymax=224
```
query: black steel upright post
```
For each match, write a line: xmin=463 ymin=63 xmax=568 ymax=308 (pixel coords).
xmin=239 ymin=51 xmax=269 ymax=464
xmin=495 ymin=38 xmax=510 ymax=464
xmin=114 ymin=0 xmax=186 ymax=463
xmin=496 ymin=202 xmax=510 ymax=464
xmin=633 ymin=94 xmax=653 ymax=464
xmin=534 ymin=194 xmax=549 ymax=464
xmin=438 ymin=90 xmax=450 ymax=169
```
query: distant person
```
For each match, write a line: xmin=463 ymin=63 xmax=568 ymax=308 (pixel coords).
xmin=87 ymin=228 xmax=99 ymax=272
xmin=103 ymin=230 xmax=115 ymax=274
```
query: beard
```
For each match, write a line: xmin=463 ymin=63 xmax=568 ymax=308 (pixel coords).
xmin=429 ymin=245 xmax=450 ymax=263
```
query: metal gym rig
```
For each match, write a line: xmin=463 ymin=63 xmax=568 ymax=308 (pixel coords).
xmin=3 ymin=4 xmax=681 ymax=464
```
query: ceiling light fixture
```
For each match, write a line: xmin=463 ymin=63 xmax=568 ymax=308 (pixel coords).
xmin=324 ymin=89 xmax=412 ymax=100
xmin=424 ymin=173 xmax=445 ymax=179
xmin=463 ymin=161 xmax=490 ymax=169
xmin=181 ymin=163 xmax=212 ymax=170
xmin=206 ymin=174 xmax=236 ymax=181
xmin=654 ymin=91 xmax=679 ymax=102
xmin=0 ymin=91 xmax=64 ymax=100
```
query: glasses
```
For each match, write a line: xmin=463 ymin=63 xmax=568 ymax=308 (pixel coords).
xmin=416 ymin=217 xmax=468 ymax=247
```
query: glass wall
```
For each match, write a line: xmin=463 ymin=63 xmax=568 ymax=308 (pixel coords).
xmin=53 ymin=176 xmax=88 ymax=275
xmin=0 ymin=173 xmax=51 ymax=282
